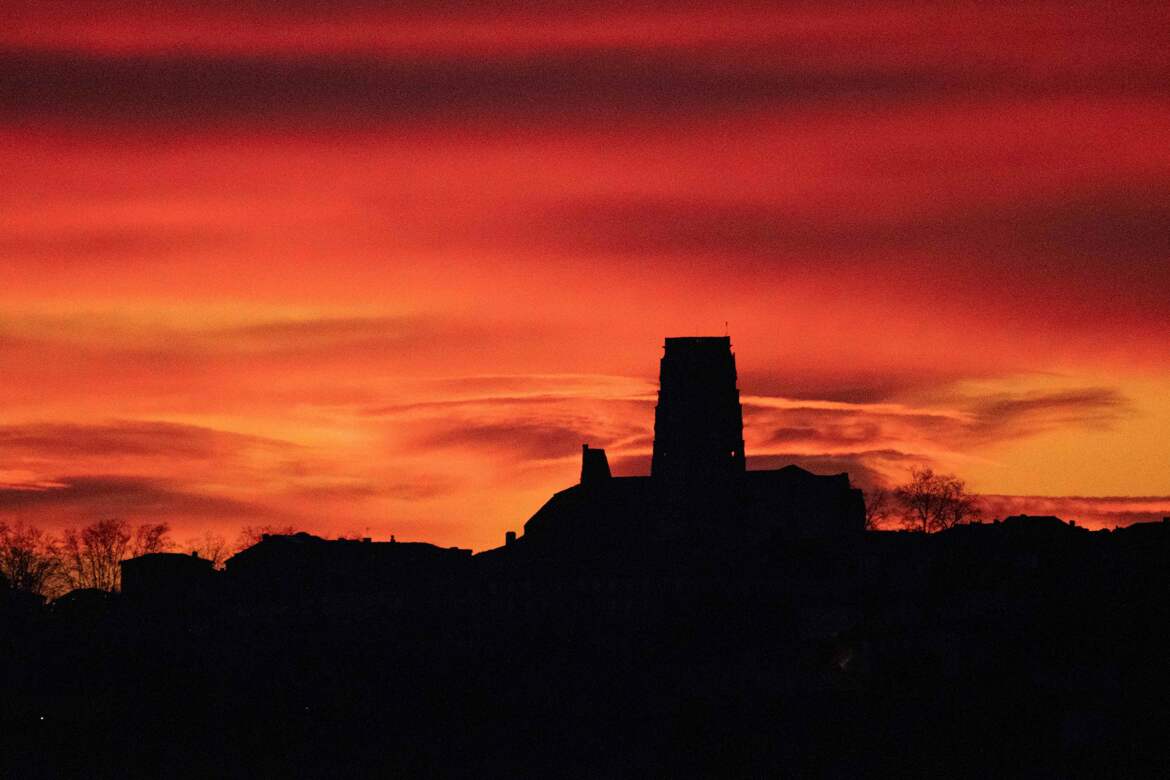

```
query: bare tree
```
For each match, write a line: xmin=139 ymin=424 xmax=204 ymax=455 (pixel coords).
xmin=0 ymin=521 xmax=65 ymax=598
xmin=131 ymin=522 xmax=173 ymax=557
xmin=939 ymin=488 xmax=981 ymax=530
xmin=59 ymin=518 xmax=174 ymax=592
xmin=234 ymin=524 xmax=297 ymax=553
xmin=862 ymin=487 xmax=893 ymax=531
xmin=893 ymin=467 xmax=981 ymax=533
xmin=186 ymin=531 xmax=230 ymax=569
xmin=61 ymin=519 xmax=130 ymax=591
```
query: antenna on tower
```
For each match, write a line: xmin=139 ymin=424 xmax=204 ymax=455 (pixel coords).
xmin=724 ymin=320 xmax=729 ymax=337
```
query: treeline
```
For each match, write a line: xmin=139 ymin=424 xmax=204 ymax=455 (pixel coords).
xmin=0 ymin=519 xmax=300 ymax=599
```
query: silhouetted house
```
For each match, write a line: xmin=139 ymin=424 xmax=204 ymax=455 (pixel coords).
xmin=224 ymin=532 xmax=472 ymax=606
xmin=0 ymin=580 xmax=44 ymax=624
xmin=1108 ymin=518 xmax=1170 ymax=582
xmin=935 ymin=514 xmax=1093 ymax=579
xmin=1111 ymin=516 xmax=1170 ymax=544
xmin=50 ymin=588 xmax=115 ymax=622
xmin=1000 ymin=514 xmax=1071 ymax=533
xmin=120 ymin=552 xmax=217 ymax=604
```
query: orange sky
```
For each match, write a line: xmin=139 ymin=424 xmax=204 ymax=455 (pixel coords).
xmin=2 ymin=1 xmax=1169 ymax=548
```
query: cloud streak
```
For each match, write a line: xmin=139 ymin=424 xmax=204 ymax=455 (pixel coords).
xmin=0 ymin=474 xmax=278 ymax=534
xmin=748 ymin=385 xmax=1131 ymax=454
xmin=0 ymin=420 xmax=294 ymax=460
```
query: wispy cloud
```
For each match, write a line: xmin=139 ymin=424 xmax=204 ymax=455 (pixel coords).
xmin=746 ymin=383 xmax=1131 ymax=457
xmin=963 ymin=387 xmax=1130 ymax=444
xmin=748 ymin=450 xmax=922 ymax=491
xmin=0 ymin=420 xmax=296 ymax=460
xmin=0 ymin=474 xmax=277 ymax=529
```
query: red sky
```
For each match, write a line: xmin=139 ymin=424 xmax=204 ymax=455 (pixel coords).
xmin=2 ymin=1 xmax=1169 ymax=549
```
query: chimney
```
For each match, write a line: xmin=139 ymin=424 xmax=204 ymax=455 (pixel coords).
xmin=505 ymin=531 xmax=517 ymax=546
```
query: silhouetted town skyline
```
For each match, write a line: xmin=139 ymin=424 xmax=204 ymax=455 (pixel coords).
xmin=4 ymin=336 xmax=1170 ymax=777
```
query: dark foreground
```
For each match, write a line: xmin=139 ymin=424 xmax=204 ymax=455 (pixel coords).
xmin=3 ymin=519 xmax=1169 ymax=778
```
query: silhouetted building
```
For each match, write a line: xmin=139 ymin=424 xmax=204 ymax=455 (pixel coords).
xmin=498 ymin=337 xmax=864 ymax=561
xmin=0 ymin=580 xmax=43 ymax=623
xmin=121 ymin=552 xmax=216 ymax=601
xmin=5 ymin=384 xmax=1170 ymax=780
xmin=50 ymin=587 xmax=114 ymax=620
xmin=519 ymin=461 xmax=864 ymax=554
xmin=224 ymin=532 xmax=471 ymax=604
xmin=651 ymin=336 xmax=745 ymax=481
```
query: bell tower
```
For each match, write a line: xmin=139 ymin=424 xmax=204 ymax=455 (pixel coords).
xmin=650 ymin=336 xmax=746 ymax=482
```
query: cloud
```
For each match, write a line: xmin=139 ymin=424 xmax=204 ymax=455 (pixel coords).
xmin=964 ymin=387 xmax=1130 ymax=444
xmin=748 ymin=449 xmax=921 ymax=490
xmin=7 ymin=2 xmax=1170 ymax=76
xmin=744 ymin=384 xmax=1131 ymax=460
xmin=0 ymin=474 xmax=270 ymax=520
xmin=363 ymin=376 xmax=655 ymax=416
xmin=0 ymin=422 xmax=318 ymax=534
xmin=538 ymin=184 xmax=1170 ymax=306
xmin=0 ymin=314 xmax=596 ymax=406
xmin=607 ymin=453 xmax=651 ymax=476
xmin=421 ymin=421 xmax=589 ymax=461
xmin=0 ymin=420 xmax=297 ymax=470
xmin=7 ymin=11 xmax=1169 ymax=134
xmin=0 ymin=420 xmax=295 ymax=461
xmin=212 ymin=315 xmax=461 ymax=356
xmin=0 ymin=226 xmax=239 ymax=263
xmin=291 ymin=476 xmax=455 ymax=502
xmin=768 ymin=422 xmax=884 ymax=447
xmin=0 ymin=50 xmax=953 ymax=132
xmin=749 ymin=402 xmax=958 ymax=447
xmin=739 ymin=371 xmax=966 ymax=406
xmin=400 ymin=383 xmax=654 ymax=464
xmin=366 ymin=395 xmax=585 ymax=416
xmin=748 ymin=404 xmax=951 ymax=460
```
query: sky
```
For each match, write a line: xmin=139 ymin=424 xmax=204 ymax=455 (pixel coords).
xmin=2 ymin=1 xmax=1169 ymax=549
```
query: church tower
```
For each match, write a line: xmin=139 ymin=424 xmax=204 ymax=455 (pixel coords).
xmin=650 ymin=336 xmax=746 ymax=482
